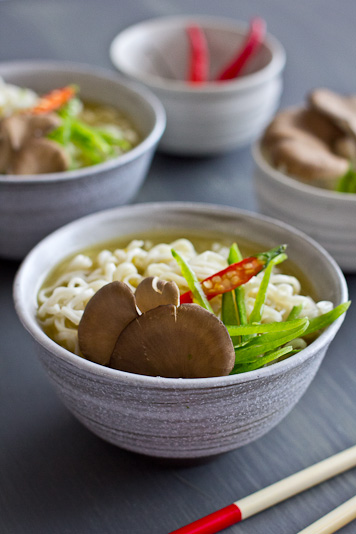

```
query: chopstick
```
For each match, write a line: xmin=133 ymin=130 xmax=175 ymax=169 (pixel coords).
xmin=169 ymin=445 xmax=356 ymax=534
xmin=297 ymin=495 xmax=356 ymax=534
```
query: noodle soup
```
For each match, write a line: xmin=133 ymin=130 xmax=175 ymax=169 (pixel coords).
xmin=37 ymin=233 xmax=334 ymax=368
xmin=14 ymin=203 xmax=348 ymax=455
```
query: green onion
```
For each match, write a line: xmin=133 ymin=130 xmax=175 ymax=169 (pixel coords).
xmin=303 ymin=301 xmax=351 ymax=336
xmin=249 ymin=252 xmax=288 ymax=324
xmin=232 ymin=345 xmax=295 ymax=373
xmin=222 ymin=244 xmax=242 ymax=344
xmin=233 ymin=317 xmax=309 ymax=362
xmin=336 ymin=167 xmax=356 ymax=194
xmin=227 ymin=316 xmax=309 ymax=337
xmin=287 ymin=304 xmax=304 ymax=321
xmin=171 ymin=249 xmax=213 ymax=312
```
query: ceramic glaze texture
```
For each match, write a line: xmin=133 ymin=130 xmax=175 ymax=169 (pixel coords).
xmin=252 ymin=142 xmax=356 ymax=272
xmin=110 ymin=16 xmax=286 ymax=155
xmin=13 ymin=203 xmax=348 ymax=458
xmin=36 ymin=342 xmax=327 ymax=457
xmin=0 ymin=61 xmax=166 ymax=259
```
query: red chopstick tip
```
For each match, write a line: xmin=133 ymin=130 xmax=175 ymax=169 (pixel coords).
xmin=169 ymin=503 xmax=242 ymax=534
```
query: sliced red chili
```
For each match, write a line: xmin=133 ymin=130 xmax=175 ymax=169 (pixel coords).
xmin=31 ymin=85 xmax=76 ymax=114
xmin=186 ymin=24 xmax=209 ymax=83
xmin=216 ymin=17 xmax=266 ymax=81
xmin=180 ymin=245 xmax=286 ymax=304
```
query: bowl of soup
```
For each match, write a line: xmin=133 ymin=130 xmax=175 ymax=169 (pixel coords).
xmin=13 ymin=202 xmax=348 ymax=459
xmin=110 ymin=16 xmax=286 ymax=155
xmin=0 ymin=60 xmax=166 ymax=259
xmin=252 ymin=89 xmax=356 ymax=272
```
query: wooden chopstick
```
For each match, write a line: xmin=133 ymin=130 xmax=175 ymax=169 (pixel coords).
xmin=169 ymin=445 xmax=356 ymax=534
xmin=297 ymin=495 xmax=356 ymax=534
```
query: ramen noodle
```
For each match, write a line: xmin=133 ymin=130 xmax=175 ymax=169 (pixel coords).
xmin=37 ymin=238 xmax=333 ymax=355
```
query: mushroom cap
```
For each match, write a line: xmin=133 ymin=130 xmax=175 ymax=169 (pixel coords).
xmin=334 ymin=136 xmax=356 ymax=161
xmin=262 ymin=106 xmax=349 ymax=186
xmin=2 ymin=112 xmax=61 ymax=150
xmin=135 ymin=276 xmax=180 ymax=313
xmin=11 ymin=138 xmax=69 ymax=174
xmin=0 ymin=112 xmax=65 ymax=174
xmin=268 ymin=138 xmax=349 ymax=185
xmin=78 ymin=281 xmax=138 ymax=366
xmin=263 ymin=107 xmax=343 ymax=148
xmin=0 ymin=121 xmax=12 ymax=173
xmin=309 ymin=88 xmax=356 ymax=138
xmin=110 ymin=303 xmax=235 ymax=378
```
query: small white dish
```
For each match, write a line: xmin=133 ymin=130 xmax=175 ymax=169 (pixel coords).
xmin=252 ymin=141 xmax=356 ymax=272
xmin=110 ymin=16 xmax=286 ymax=155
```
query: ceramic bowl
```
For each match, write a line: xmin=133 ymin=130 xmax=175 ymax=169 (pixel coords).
xmin=13 ymin=202 xmax=348 ymax=459
xmin=0 ymin=61 xmax=166 ymax=260
xmin=252 ymin=141 xmax=356 ymax=272
xmin=110 ymin=16 xmax=286 ymax=155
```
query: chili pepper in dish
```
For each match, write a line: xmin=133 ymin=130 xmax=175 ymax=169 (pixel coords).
xmin=179 ymin=244 xmax=286 ymax=303
xmin=216 ymin=17 xmax=266 ymax=81
xmin=30 ymin=85 xmax=77 ymax=114
xmin=186 ymin=24 xmax=209 ymax=83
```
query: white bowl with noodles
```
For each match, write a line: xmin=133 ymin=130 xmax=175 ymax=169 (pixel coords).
xmin=13 ymin=202 xmax=348 ymax=459
xmin=0 ymin=60 xmax=166 ymax=260
xmin=110 ymin=16 xmax=286 ymax=155
xmin=252 ymin=141 xmax=356 ymax=272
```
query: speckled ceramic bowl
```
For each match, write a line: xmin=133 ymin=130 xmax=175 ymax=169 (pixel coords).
xmin=110 ymin=16 xmax=285 ymax=155
xmin=0 ymin=61 xmax=166 ymax=260
xmin=252 ymin=141 xmax=356 ymax=272
xmin=13 ymin=202 xmax=348 ymax=459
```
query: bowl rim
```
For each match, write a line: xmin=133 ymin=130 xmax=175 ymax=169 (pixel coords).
xmin=110 ymin=15 xmax=286 ymax=94
xmin=0 ymin=59 xmax=166 ymax=184
xmin=252 ymin=140 xmax=356 ymax=203
xmin=13 ymin=201 xmax=348 ymax=389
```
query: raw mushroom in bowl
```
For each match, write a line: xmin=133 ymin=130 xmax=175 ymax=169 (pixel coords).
xmin=78 ymin=278 xmax=235 ymax=378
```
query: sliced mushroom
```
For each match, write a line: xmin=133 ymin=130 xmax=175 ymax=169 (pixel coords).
xmin=263 ymin=108 xmax=344 ymax=148
xmin=110 ymin=303 xmax=235 ymax=378
xmin=334 ymin=135 xmax=356 ymax=162
xmin=262 ymin=107 xmax=349 ymax=187
xmin=78 ymin=281 xmax=138 ymax=366
xmin=135 ymin=276 xmax=180 ymax=313
xmin=2 ymin=112 xmax=61 ymax=150
xmin=0 ymin=121 xmax=12 ymax=173
xmin=0 ymin=112 xmax=65 ymax=174
xmin=11 ymin=138 xmax=69 ymax=174
xmin=309 ymin=88 xmax=356 ymax=138
xmin=268 ymin=138 xmax=349 ymax=186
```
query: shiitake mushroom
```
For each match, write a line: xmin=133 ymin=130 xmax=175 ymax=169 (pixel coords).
xmin=78 ymin=281 xmax=138 ymax=366
xmin=78 ymin=279 xmax=235 ymax=378
xmin=110 ymin=303 xmax=235 ymax=378
xmin=134 ymin=276 xmax=180 ymax=313
xmin=262 ymin=107 xmax=349 ymax=187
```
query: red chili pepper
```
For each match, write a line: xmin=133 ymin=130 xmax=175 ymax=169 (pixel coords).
xmin=30 ymin=85 xmax=76 ymax=114
xmin=216 ymin=17 xmax=266 ymax=81
xmin=186 ymin=24 xmax=209 ymax=83
xmin=180 ymin=245 xmax=286 ymax=304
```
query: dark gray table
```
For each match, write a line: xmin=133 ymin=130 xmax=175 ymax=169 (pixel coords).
xmin=1 ymin=1 xmax=356 ymax=533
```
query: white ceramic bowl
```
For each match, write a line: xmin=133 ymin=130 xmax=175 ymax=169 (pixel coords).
xmin=0 ymin=61 xmax=166 ymax=260
xmin=110 ymin=16 xmax=286 ymax=155
xmin=252 ymin=141 xmax=356 ymax=272
xmin=13 ymin=202 xmax=348 ymax=459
